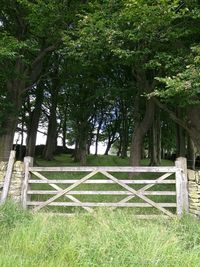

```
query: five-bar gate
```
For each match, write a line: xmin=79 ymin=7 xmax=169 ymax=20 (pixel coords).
xmin=22 ymin=157 xmax=189 ymax=218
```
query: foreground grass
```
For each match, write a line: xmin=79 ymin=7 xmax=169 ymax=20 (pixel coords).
xmin=0 ymin=202 xmax=200 ymax=267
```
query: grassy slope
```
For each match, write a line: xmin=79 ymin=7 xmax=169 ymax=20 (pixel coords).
xmin=35 ymin=154 xmax=173 ymax=167
xmin=0 ymin=201 xmax=200 ymax=267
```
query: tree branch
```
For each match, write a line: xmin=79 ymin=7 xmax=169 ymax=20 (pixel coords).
xmin=153 ymin=98 xmax=191 ymax=134
xmin=31 ymin=44 xmax=58 ymax=70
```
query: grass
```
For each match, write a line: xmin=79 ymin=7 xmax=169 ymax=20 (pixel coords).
xmin=35 ymin=154 xmax=173 ymax=167
xmin=0 ymin=201 xmax=200 ymax=267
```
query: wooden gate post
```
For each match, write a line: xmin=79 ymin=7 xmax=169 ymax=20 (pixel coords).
xmin=21 ymin=157 xmax=33 ymax=209
xmin=1 ymin=150 xmax=16 ymax=204
xmin=175 ymin=157 xmax=189 ymax=217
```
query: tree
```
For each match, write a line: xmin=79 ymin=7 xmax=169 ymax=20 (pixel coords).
xmin=0 ymin=0 xmax=85 ymax=160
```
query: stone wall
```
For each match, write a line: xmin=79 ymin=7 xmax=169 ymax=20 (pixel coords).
xmin=188 ymin=170 xmax=200 ymax=217
xmin=0 ymin=161 xmax=24 ymax=203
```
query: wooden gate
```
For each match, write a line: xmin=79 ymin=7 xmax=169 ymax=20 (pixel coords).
xmin=22 ymin=157 xmax=189 ymax=218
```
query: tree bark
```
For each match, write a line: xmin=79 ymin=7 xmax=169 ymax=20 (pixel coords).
xmin=150 ymin=108 xmax=161 ymax=165
xmin=104 ymin=138 xmax=112 ymax=155
xmin=0 ymin=115 xmax=18 ymax=161
xmin=156 ymin=110 xmax=161 ymax=164
xmin=74 ymin=120 xmax=89 ymax=165
xmin=187 ymin=136 xmax=196 ymax=170
xmin=26 ymin=83 xmax=44 ymax=157
xmin=150 ymin=119 xmax=158 ymax=165
xmin=0 ymin=60 xmax=25 ymax=160
xmin=43 ymin=86 xmax=59 ymax=160
xmin=19 ymin=120 xmax=25 ymax=160
xmin=130 ymin=98 xmax=155 ymax=166
xmin=95 ymin=118 xmax=103 ymax=155
xmin=155 ymin=99 xmax=200 ymax=154
xmin=62 ymin=113 xmax=67 ymax=149
xmin=121 ymin=105 xmax=129 ymax=158
xmin=187 ymin=105 xmax=200 ymax=154
xmin=176 ymin=125 xmax=186 ymax=157
xmin=176 ymin=109 xmax=186 ymax=157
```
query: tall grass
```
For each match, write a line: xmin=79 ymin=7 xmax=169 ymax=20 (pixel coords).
xmin=0 ymin=202 xmax=200 ymax=267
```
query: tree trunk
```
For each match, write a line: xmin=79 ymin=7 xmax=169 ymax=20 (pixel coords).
xmin=74 ymin=120 xmax=89 ymax=165
xmin=62 ymin=113 xmax=67 ymax=149
xmin=156 ymin=111 xmax=161 ymax=164
xmin=117 ymin=135 xmax=122 ymax=157
xmin=19 ymin=120 xmax=25 ymax=160
xmin=187 ymin=136 xmax=196 ymax=170
xmin=121 ymin=118 xmax=129 ymax=158
xmin=176 ymin=109 xmax=186 ymax=158
xmin=150 ymin=119 xmax=158 ymax=165
xmin=104 ymin=125 xmax=118 ymax=156
xmin=0 ymin=60 xmax=25 ymax=160
xmin=26 ymin=83 xmax=44 ymax=157
xmin=155 ymin=100 xmax=200 ymax=154
xmin=187 ymin=105 xmax=200 ymax=154
xmin=104 ymin=139 xmax=112 ymax=155
xmin=43 ymin=86 xmax=59 ymax=160
xmin=43 ymin=113 xmax=58 ymax=160
xmin=0 ymin=114 xmax=18 ymax=161
xmin=130 ymin=98 xmax=155 ymax=166
xmin=74 ymin=137 xmax=87 ymax=165
xmin=95 ymin=119 xmax=103 ymax=155
xmin=150 ymin=108 xmax=161 ymax=165
xmin=176 ymin=124 xmax=186 ymax=157
xmin=120 ymin=101 xmax=129 ymax=159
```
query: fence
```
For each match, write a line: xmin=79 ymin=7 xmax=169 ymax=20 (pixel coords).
xmin=21 ymin=157 xmax=189 ymax=218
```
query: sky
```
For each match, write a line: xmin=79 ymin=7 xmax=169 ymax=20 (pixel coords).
xmin=14 ymin=131 xmax=106 ymax=155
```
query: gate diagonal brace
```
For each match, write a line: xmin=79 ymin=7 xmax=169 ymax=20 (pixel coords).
xmin=32 ymin=171 xmax=93 ymax=213
xmin=114 ymin=173 xmax=173 ymax=208
xmin=100 ymin=171 xmax=175 ymax=218
xmin=33 ymin=170 xmax=99 ymax=212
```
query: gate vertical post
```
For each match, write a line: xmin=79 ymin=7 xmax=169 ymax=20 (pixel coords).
xmin=21 ymin=157 xmax=33 ymax=209
xmin=1 ymin=150 xmax=16 ymax=204
xmin=175 ymin=157 xmax=189 ymax=217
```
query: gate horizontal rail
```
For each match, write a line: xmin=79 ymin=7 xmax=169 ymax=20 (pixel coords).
xmin=28 ymin=179 xmax=176 ymax=184
xmin=27 ymin=202 xmax=177 ymax=207
xmin=29 ymin=166 xmax=179 ymax=172
xmin=28 ymin=190 xmax=176 ymax=195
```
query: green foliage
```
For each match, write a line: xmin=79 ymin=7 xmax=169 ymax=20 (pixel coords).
xmin=153 ymin=45 xmax=200 ymax=105
xmin=71 ymin=0 xmax=200 ymax=106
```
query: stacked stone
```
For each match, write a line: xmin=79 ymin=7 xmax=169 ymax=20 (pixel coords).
xmin=9 ymin=161 xmax=24 ymax=202
xmin=0 ymin=161 xmax=24 ymax=203
xmin=188 ymin=169 xmax=200 ymax=217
